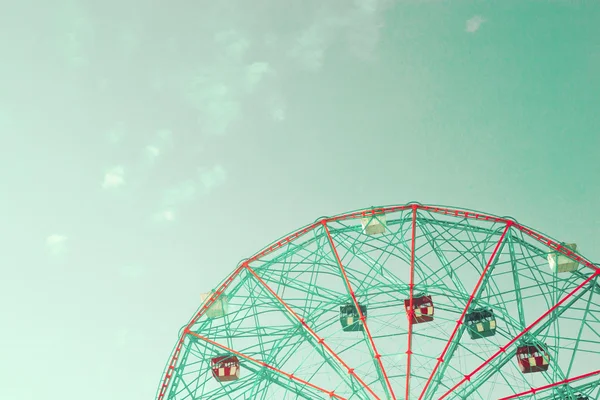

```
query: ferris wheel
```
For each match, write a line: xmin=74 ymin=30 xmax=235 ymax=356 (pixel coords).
xmin=156 ymin=203 xmax=600 ymax=399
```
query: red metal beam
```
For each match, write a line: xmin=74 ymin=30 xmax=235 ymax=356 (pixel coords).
xmin=323 ymin=220 xmax=397 ymax=400
xmin=498 ymin=369 xmax=600 ymax=399
xmin=245 ymin=265 xmax=381 ymax=399
xmin=416 ymin=205 xmax=508 ymax=224
xmin=189 ymin=331 xmax=348 ymax=399
xmin=405 ymin=204 xmax=417 ymax=399
xmin=327 ymin=206 xmax=413 ymax=223
xmin=438 ymin=270 xmax=600 ymax=399
xmin=418 ymin=222 xmax=512 ymax=400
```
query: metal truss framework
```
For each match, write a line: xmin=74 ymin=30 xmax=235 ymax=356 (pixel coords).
xmin=156 ymin=203 xmax=600 ymax=400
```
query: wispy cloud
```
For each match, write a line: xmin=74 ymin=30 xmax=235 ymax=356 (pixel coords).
xmin=199 ymin=164 xmax=227 ymax=193
xmin=153 ymin=209 xmax=175 ymax=222
xmin=466 ymin=16 xmax=486 ymax=33
xmin=57 ymin=2 xmax=94 ymax=68
xmin=289 ymin=24 xmax=327 ymax=72
xmin=46 ymin=234 xmax=67 ymax=255
xmin=214 ymin=29 xmax=251 ymax=61
xmin=245 ymin=62 xmax=272 ymax=92
xmin=181 ymin=29 xmax=258 ymax=136
xmin=287 ymin=1 xmax=390 ymax=70
xmin=145 ymin=145 xmax=160 ymax=160
xmin=145 ymin=129 xmax=173 ymax=162
xmin=153 ymin=165 xmax=228 ymax=222
xmin=269 ymin=96 xmax=286 ymax=122
xmin=163 ymin=180 xmax=197 ymax=207
xmin=102 ymin=166 xmax=125 ymax=189
xmin=178 ymin=2 xmax=390 ymax=135
xmin=271 ymin=105 xmax=286 ymax=122
xmin=186 ymin=77 xmax=242 ymax=136
xmin=161 ymin=165 xmax=227 ymax=207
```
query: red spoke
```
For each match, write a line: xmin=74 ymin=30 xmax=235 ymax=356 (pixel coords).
xmin=323 ymin=221 xmax=397 ymax=400
xmin=499 ymin=369 xmax=600 ymax=399
xmin=245 ymin=265 xmax=381 ymax=399
xmin=439 ymin=270 xmax=600 ymax=400
xmin=188 ymin=331 xmax=348 ymax=400
xmin=418 ymin=222 xmax=512 ymax=400
xmin=405 ymin=205 xmax=417 ymax=399
xmin=157 ymin=265 xmax=246 ymax=400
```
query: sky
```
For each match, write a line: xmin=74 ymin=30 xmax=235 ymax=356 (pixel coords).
xmin=0 ymin=1 xmax=599 ymax=399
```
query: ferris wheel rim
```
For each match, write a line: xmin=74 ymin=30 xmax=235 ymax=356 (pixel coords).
xmin=238 ymin=202 xmax=597 ymax=274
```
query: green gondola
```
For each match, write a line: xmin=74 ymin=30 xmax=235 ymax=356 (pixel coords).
xmin=340 ymin=303 xmax=367 ymax=332
xmin=465 ymin=308 xmax=497 ymax=339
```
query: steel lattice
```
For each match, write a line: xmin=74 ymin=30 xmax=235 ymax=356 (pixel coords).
xmin=156 ymin=203 xmax=600 ymax=400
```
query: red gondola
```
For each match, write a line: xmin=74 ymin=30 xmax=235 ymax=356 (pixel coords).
xmin=211 ymin=355 xmax=240 ymax=382
xmin=516 ymin=344 xmax=549 ymax=373
xmin=404 ymin=294 xmax=434 ymax=324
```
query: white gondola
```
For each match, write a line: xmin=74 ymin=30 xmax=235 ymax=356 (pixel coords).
xmin=200 ymin=292 xmax=229 ymax=318
xmin=361 ymin=213 xmax=386 ymax=235
xmin=548 ymin=243 xmax=579 ymax=273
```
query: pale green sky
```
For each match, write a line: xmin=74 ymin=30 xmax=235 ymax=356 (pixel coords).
xmin=0 ymin=1 xmax=599 ymax=399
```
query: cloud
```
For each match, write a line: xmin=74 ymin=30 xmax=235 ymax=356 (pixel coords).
xmin=58 ymin=2 xmax=95 ymax=68
xmin=102 ymin=166 xmax=125 ymax=189
xmin=289 ymin=25 xmax=328 ymax=71
xmin=145 ymin=145 xmax=160 ymax=159
xmin=107 ymin=130 xmax=122 ymax=144
xmin=466 ymin=16 xmax=486 ymax=33
xmin=271 ymin=105 xmax=286 ymax=122
xmin=287 ymin=1 xmax=390 ymax=70
xmin=355 ymin=0 xmax=379 ymax=14
xmin=269 ymin=96 xmax=287 ymax=122
xmin=245 ymin=62 xmax=272 ymax=91
xmin=153 ymin=129 xmax=173 ymax=150
xmin=153 ymin=209 xmax=175 ymax=222
xmin=162 ymin=209 xmax=175 ymax=221
xmin=186 ymin=78 xmax=241 ymax=135
xmin=46 ymin=234 xmax=67 ymax=255
xmin=199 ymin=164 xmax=227 ymax=192
xmin=214 ymin=30 xmax=251 ymax=61
xmin=163 ymin=180 xmax=197 ymax=206
xmin=144 ymin=129 xmax=173 ymax=164
xmin=263 ymin=93 xmax=287 ymax=122
xmin=181 ymin=30 xmax=256 ymax=135
xmin=154 ymin=165 xmax=227 ymax=221
xmin=177 ymin=2 xmax=391 ymax=134
xmin=204 ymin=91 xmax=240 ymax=135
xmin=156 ymin=129 xmax=172 ymax=142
